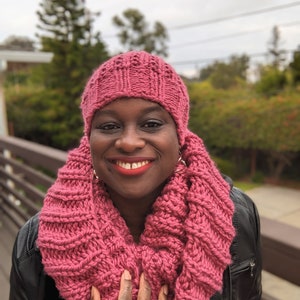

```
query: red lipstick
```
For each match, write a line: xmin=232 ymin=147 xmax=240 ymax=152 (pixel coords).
xmin=110 ymin=158 xmax=153 ymax=176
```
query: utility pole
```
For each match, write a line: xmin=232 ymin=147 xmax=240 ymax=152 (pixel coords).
xmin=0 ymin=59 xmax=8 ymax=136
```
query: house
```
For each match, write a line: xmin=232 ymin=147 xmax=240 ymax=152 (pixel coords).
xmin=0 ymin=50 xmax=53 ymax=135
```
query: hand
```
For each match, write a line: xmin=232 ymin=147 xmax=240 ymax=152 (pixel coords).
xmin=90 ymin=270 xmax=168 ymax=300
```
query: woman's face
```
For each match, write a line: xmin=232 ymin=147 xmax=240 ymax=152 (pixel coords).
xmin=90 ymin=98 xmax=179 ymax=202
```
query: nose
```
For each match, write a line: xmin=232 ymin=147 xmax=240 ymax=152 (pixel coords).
xmin=115 ymin=127 xmax=146 ymax=152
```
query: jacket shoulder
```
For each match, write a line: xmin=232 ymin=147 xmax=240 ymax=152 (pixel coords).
xmin=10 ymin=213 xmax=61 ymax=300
xmin=223 ymin=174 xmax=259 ymax=216
xmin=230 ymin=186 xmax=259 ymax=217
xmin=14 ymin=213 xmax=40 ymax=260
xmin=229 ymin=185 xmax=261 ymax=262
xmin=229 ymin=184 xmax=262 ymax=299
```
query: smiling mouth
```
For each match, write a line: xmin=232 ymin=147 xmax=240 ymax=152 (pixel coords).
xmin=115 ymin=160 xmax=150 ymax=170
xmin=111 ymin=159 xmax=153 ymax=176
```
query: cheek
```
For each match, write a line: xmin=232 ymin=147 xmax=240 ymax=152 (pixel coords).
xmin=162 ymin=132 xmax=180 ymax=164
xmin=89 ymin=135 xmax=105 ymax=164
xmin=89 ymin=137 xmax=97 ymax=158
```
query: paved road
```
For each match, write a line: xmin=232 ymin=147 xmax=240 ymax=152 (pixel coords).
xmin=0 ymin=212 xmax=17 ymax=300
xmin=245 ymin=185 xmax=300 ymax=300
xmin=246 ymin=185 xmax=300 ymax=228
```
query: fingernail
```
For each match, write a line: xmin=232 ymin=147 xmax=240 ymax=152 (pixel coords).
xmin=163 ymin=285 xmax=168 ymax=295
xmin=124 ymin=270 xmax=132 ymax=281
xmin=141 ymin=273 xmax=150 ymax=289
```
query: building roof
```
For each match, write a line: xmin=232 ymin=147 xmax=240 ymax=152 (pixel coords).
xmin=0 ymin=50 xmax=53 ymax=64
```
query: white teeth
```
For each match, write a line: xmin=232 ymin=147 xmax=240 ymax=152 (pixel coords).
xmin=116 ymin=160 xmax=149 ymax=170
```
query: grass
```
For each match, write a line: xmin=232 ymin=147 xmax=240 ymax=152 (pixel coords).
xmin=234 ymin=181 xmax=262 ymax=191
xmin=234 ymin=178 xmax=300 ymax=191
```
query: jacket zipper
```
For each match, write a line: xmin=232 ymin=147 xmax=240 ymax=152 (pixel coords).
xmin=249 ymin=260 xmax=255 ymax=277
xmin=232 ymin=258 xmax=256 ymax=277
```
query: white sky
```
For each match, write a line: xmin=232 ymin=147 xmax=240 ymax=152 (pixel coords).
xmin=1 ymin=0 xmax=300 ymax=77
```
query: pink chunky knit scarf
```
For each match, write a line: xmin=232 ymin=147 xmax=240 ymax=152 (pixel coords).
xmin=38 ymin=132 xmax=235 ymax=300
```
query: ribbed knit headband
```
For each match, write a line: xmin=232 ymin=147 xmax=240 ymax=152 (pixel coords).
xmin=38 ymin=51 xmax=236 ymax=300
xmin=81 ymin=51 xmax=189 ymax=145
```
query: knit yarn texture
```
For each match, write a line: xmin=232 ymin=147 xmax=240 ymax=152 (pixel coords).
xmin=81 ymin=51 xmax=189 ymax=146
xmin=38 ymin=51 xmax=235 ymax=300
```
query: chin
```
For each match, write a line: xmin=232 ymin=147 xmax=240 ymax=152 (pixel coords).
xmin=121 ymin=190 xmax=152 ymax=200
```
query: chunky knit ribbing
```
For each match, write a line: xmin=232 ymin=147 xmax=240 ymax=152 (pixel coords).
xmin=38 ymin=51 xmax=235 ymax=299
xmin=81 ymin=51 xmax=189 ymax=146
xmin=38 ymin=132 xmax=235 ymax=300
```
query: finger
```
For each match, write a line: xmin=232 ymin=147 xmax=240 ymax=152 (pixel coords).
xmin=137 ymin=273 xmax=151 ymax=300
xmin=158 ymin=285 xmax=168 ymax=300
xmin=118 ymin=270 xmax=133 ymax=300
xmin=91 ymin=286 xmax=101 ymax=300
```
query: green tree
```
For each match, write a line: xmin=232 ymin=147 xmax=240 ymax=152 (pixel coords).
xmin=267 ymin=26 xmax=286 ymax=70
xmin=113 ymin=9 xmax=168 ymax=57
xmin=255 ymin=27 xmax=287 ymax=96
xmin=289 ymin=46 xmax=300 ymax=85
xmin=0 ymin=35 xmax=35 ymax=51
xmin=189 ymin=82 xmax=300 ymax=179
xmin=32 ymin=0 xmax=109 ymax=149
xmin=37 ymin=0 xmax=108 ymax=93
xmin=6 ymin=86 xmax=69 ymax=147
xmin=199 ymin=54 xmax=249 ymax=89
xmin=255 ymin=65 xmax=287 ymax=97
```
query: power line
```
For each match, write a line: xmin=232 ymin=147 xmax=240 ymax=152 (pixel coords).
xmin=171 ymin=30 xmax=261 ymax=49
xmin=170 ymin=52 xmax=265 ymax=66
xmin=101 ymin=3 xmax=300 ymax=74
xmin=280 ymin=20 xmax=300 ymax=27
xmin=170 ymin=50 xmax=296 ymax=66
xmin=103 ymin=2 xmax=300 ymax=40
xmin=169 ymin=1 xmax=300 ymax=30
xmin=170 ymin=20 xmax=300 ymax=49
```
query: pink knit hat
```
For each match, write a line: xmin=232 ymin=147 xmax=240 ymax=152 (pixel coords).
xmin=81 ymin=51 xmax=189 ymax=145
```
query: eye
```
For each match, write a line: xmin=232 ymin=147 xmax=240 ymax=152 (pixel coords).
xmin=142 ymin=120 xmax=163 ymax=131
xmin=97 ymin=122 xmax=120 ymax=133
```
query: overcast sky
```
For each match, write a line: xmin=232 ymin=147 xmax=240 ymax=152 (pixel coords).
xmin=1 ymin=0 xmax=300 ymax=77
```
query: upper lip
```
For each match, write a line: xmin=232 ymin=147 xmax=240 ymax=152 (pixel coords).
xmin=107 ymin=157 xmax=155 ymax=163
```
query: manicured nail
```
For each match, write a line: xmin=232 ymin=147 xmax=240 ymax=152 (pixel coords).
xmin=163 ymin=285 xmax=168 ymax=296
xmin=124 ymin=270 xmax=132 ymax=281
xmin=141 ymin=273 xmax=150 ymax=289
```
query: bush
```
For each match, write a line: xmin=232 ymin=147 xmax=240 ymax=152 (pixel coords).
xmin=251 ymin=171 xmax=265 ymax=183
xmin=5 ymin=84 xmax=82 ymax=150
xmin=212 ymin=156 xmax=239 ymax=179
xmin=255 ymin=67 xmax=287 ymax=97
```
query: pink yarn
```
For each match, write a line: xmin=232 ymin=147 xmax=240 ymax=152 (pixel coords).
xmin=81 ymin=51 xmax=189 ymax=145
xmin=38 ymin=51 xmax=235 ymax=299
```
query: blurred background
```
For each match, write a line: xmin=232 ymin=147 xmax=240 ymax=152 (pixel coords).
xmin=0 ymin=1 xmax=299 ymax=299
xmin=0 ymin=0 xmax=300 ymax=183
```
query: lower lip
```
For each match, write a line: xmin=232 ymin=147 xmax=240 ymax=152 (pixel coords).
xmin=113 ymin=162 xmax=152 ymax=176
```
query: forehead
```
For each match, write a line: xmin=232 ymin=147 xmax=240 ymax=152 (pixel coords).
xmin=93 ymin=97 xmax=170 ymax=117
xmin=104 ymin=97 xmax=160 ymax=108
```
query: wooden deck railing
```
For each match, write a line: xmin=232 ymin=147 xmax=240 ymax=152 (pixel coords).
xmin=0 ymin=135 xmax=66 ymax=228
xmin=0 ymin=135 xmax=299 ymax=288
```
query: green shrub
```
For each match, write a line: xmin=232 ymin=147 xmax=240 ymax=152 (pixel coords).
xmin=212 ymin=156 xmax=239 ymax=179
xmin=251 ymin=171 xmax=265 ymax=183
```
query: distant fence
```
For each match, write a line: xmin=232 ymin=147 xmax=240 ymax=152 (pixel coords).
xmin=260 ymin=217 xmax=300 ymax=286
xmin=0 ymin=135 xmax=299 ymax=287
xmin=0 ymin=135 xmax=66 ymax=228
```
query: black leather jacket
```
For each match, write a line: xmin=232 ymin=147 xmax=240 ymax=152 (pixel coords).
xmin=9 ymin=179 xmax=262 ymax=300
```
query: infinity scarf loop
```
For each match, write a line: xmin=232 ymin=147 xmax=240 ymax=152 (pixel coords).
xmin=38 ymin=132 xmax=235 ymax=300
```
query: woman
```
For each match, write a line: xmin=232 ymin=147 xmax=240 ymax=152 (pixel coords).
xmin=10 ymin=51 xmax=262 ymax=300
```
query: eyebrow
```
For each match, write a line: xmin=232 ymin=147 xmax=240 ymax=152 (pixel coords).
xmin=141 ymin=105 xmax=165 ymax=114
xmin=94 ymin=103 xmax=165 ymax=117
